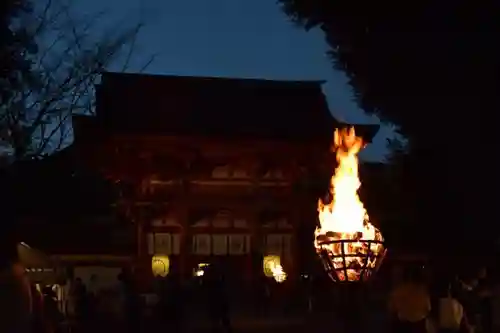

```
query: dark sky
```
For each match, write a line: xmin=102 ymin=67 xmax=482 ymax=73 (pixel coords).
xmin=74 ymin=0 xmax=393 ymax=160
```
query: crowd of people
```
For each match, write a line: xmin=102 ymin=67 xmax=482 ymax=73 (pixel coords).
xmin=152 ymin=263 xmax=240 ymax=333
xmin=0 ymin=256 xmax=142 ymax=333
xmin=387 ymin=266 xmax=499 ymax=333
xmin=59 ymin=271 xmax=142 ymax=333
xmin=3 ymin=246 xmax=500 ymax=333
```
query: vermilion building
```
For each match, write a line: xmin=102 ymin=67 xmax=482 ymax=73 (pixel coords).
xmin=26 ymin=72 xmax=379 ymax=287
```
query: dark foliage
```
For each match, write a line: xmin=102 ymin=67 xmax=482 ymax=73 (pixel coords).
xmin=0 ymin=0 xmax=35 ymax=264
xmin=0 ymin=159 xmax=117 ymax=221
xmin=1 ymin=0 xmax=153 ymax=161
xmin=0 ymin=0 xmax=149 ymax=264
xmin=0 ymin=0 xmax=37 ymax=103
xmin=0 ymin=0 xmax=39 ymax=160
xmin=279 ymin=0 xmax=500 ymax=255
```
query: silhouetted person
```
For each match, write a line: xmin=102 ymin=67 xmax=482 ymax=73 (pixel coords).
xmin=87 ymin=274 xmax=99 ymax=327
xmin=154 ymin=276 xmax=167 ymax=330
xmin=159 ymin=274 xmax=184 ymax=333
xmin=203 ymin=264 xmax=232 ymax=333
xmin=476 ymin=267 xmax=493 ymax=333
xmin=30 ymin=284 xmax=45 ymax=333
xmin=435 ymin=281 xmax=471 ymax=333
xmin=72 ymin=278 xmax=87 ymax=325
xmin=388 ymin=267 xmax=431 ymax=333
xmin=118 ymin=271 xmax=141 ymax=333
xmin=255 ymin=273 xmax=271 ymax=317
xmin=456 ymin=275 xmax=479 ymax=332
xmin=0 ymin=239 xmax=32 ymax=333
xmin=491 ymin=273 xmax=500 ymax=332
xmin=42 ymin=286 xmax=63 ymax=333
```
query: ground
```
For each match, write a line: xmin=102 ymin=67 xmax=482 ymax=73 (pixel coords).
xmin=70 ymin=288 xmax=389 ymax=333
xmin=141 ymin=309 xmax=388 ymax=333
xmin=74 ymin=311 xmax=387 ymax=333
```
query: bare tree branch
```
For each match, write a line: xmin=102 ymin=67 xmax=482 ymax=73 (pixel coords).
xmin=1 ymin=0 xmax=153 ymax=163
xmin=138 ymin=53 xmax=158 ymax=73
xmin=120 ymin=24 xmax=142 ymax=72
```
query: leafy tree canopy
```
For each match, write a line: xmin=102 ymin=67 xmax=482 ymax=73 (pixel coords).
xmin=279 ymin=0 xmax=500 ymax=254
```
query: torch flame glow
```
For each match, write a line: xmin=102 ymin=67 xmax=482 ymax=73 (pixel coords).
xmin=263 ymin=255 xmax=287 ymax=283
xmin=315 ymin=127 xmax=384 ymax=282
xmin=270 ymin=263 xmax=287 ymax=283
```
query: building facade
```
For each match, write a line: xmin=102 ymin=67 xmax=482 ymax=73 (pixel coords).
xmin=63 ymin=72 xmax=378 ymax=287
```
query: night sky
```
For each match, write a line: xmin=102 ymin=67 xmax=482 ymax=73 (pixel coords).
xmin=72 ymin=0 xmax=393 ymax=161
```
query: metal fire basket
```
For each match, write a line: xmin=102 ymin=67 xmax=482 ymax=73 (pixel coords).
xmin=317 ymin=236 xmax=387 ymax=283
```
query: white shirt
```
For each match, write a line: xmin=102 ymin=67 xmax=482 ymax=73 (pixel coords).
xmin=389 ymin=283 xmax=431 ymax=322
xmin=439 ymin=297 xmax=463 ymax=330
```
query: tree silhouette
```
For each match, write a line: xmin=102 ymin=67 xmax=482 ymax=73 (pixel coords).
xmin=1 ymin=1 xmax=38 ymax=113
xmin=1 ymin=0 xmax=154 ymax=163
xmin=278 ymin=0 xmax=500 ymax=255
xmin=0 ymin=0 xmax=153 ymax=266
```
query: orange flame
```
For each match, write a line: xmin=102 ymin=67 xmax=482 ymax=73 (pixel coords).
xmin=315 ymin=127 xmax=384 ymax=281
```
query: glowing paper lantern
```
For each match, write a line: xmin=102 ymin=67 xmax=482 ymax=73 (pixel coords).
xmin=151 ymin=255 xmax=170 ymax=277
xmin=263 ymin=255 xmax=280 ymax=277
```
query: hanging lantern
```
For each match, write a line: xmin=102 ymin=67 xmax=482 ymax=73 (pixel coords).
xmin=263 ymin=255 xmax=280 ymax=278
xmin=151 ymin=255 xmax=170 ymax=277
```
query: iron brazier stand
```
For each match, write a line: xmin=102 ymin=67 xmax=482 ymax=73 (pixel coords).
xmin=316 ymin=235 xmax=387 ymax=333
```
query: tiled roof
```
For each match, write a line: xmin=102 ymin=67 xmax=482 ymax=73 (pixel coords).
xmin=82 ymin=71 xmax=378 ymax=143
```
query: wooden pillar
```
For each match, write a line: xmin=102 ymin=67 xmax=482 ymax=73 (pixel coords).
xmin=136 ymin=211 xmax=143 ymax=259
xmin=132 ymin=203 xmax=148 ymax=290
xmin=289 ymin=204 xmax=299 ymax=283
xmin=177 ymin=199 xmax=188 ymax=279
xmin=133 ymin=178 xmax=153 ymax=291
xmin=245 ymin=207 xmax=257 ymax=282
xmin=249 ymin=159 xmax=261 ymax=282
xmin=180 ymin=156 xmax=193 ymax=280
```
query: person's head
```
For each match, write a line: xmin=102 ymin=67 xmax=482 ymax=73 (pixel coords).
xmin=478 ymin=267 xmax=487 ymax=279
xmin=401 ymin=265 xmax=424 ymax=284
xmin=462 ymin=275 xmax=478 ymax=289
xmin=42 ymin=286 xmax=56 ymax=297
xmin=438 ymin=281 xmax=453 ymax=298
